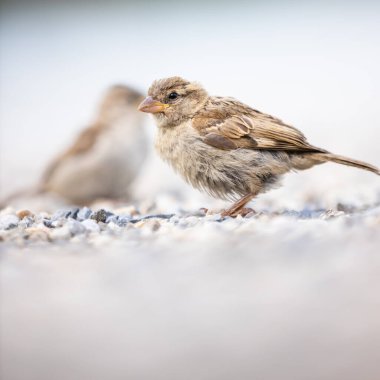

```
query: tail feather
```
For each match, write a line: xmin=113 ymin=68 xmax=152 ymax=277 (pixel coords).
xmin=312 ymin=153 xmax=380 ymax=175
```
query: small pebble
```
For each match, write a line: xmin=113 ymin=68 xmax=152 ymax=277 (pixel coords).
xmin=91 ymin=209 xmax=112 ymax=223
xmin=49 ymin=226 xmax=71 ymax=241
xmin=135 ymin=219 xmax=161 ymax=232
xmin=51 ymin=208 xmax=78 ymax=221
xmin=0 ymin=214 xmax=19 ymax=230
xmin=106 ymin=215 xmax=119 ymax=224
xmin=43 ymin=219 xmax=54 ymax=228
xmin=321 ymin=210 xmax=345 ymax=220
xmin=67 ymin=220 xmax=86 ymax=235
xmin=81 ymin=219 xmax=100 ymax=233
xmin=24 ymin=227 xmax=50 ymax=242
xmin=16 ymin=209 xmax=34 ymax=219
xmin=107 ymin=221 xmax=123 ymax=232
xmin=197 ymin=208 xmax=208 ymax=216
xmin=178 ymin=216 xmax=199 ymax=228
xmin=77 ymin=207 xmax=92 ymax=221
xmin=19 ymin=216 xmax=34 ymax=228
xmin=144 ymin=214 xmax=174 ymax=220
xmin=116 ymin=216 xmax=131 ymax=226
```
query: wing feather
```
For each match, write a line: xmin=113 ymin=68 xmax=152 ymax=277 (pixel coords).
xmin=192 ymin=97 xmax=326 ymax=153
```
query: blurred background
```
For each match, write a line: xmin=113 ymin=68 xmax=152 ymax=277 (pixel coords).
xmin=1 ymin=1 xmax=380 ymax=380
xmin=1 ymin=0 xmax=379 ymax=209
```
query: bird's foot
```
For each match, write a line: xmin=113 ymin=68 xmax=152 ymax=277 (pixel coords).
xmin=221 ymin=207 xmax=256 ymax=218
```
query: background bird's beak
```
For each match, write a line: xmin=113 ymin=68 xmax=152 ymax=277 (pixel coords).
xmin=138 ymin=96 xmax=169 ymax=113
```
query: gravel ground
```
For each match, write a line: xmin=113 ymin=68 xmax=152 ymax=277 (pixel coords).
xmin=1 ymin=196 xmax=380 ymax=380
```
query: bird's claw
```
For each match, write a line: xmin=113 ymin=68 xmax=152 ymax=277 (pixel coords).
xmin=221 ymin=207 xmax=256 ymax=218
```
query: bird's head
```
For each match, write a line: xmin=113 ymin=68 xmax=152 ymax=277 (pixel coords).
xmin=138 ymin=76 xmax=208 ymax=127
xmin=98 ymin=84 xmax=144 ymax=124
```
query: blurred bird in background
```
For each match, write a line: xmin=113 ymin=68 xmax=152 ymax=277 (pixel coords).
xmin=2 ymin=85 xmax=148 ymax=208
xmin=41 ymin=85 xmax=147 ymax=205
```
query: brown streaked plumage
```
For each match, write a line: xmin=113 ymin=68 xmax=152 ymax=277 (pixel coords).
xmin=41 ymin=85 xmax=147 ymax=205
xmin=139 ymin=76 xmax=379 ymax=217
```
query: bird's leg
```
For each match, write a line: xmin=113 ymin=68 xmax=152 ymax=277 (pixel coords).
xmin=221 ymin=193 xmax=257 ymax=218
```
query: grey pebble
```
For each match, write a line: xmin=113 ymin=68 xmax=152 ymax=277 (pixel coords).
xmin=43 ymin=219 xmax=54 ymax=228
xmin=129 ymin=214 xmax=174 ymax=224
xmin=139 ymin=214 xmax=174 ymax=222
xmin=106 ymin=215 xmax=119 ymax=224
xmin=77 ymin=207 xmax=92 ymax=221
xmin=115 ymin=216 xmax=132 ymax=227
xmin=19 ymin=216 xmax=34 ymax=229
xmin=51 ymin=208 xmax=80 ymax=221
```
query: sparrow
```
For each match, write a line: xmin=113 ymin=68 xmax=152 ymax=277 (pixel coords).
xmin=138 ymin=76 xmax=379 ymax=217
xmin=41 ymin=84 xmax=148 ymax=205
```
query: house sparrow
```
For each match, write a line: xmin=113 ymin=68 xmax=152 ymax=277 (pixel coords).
xmin=41 ymin=85 xmax=148 ymax=205
xmin=138 ymin=76 xmax=379 ymax=217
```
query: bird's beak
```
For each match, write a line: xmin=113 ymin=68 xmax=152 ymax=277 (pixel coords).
xmin=138 ymin=96 xmax=169 ymax=113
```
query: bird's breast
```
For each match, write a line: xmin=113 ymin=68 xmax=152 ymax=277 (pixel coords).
xmin=154 ymin=122 xmax=262 ymax=200
xmin=155 ymin=122 xmax=201 ymax=177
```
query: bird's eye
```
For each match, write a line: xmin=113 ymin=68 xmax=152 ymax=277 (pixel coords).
xmin=168 ymin=92 xmax=179 ymax=100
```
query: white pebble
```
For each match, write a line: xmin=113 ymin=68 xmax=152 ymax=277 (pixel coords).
xmin=81 ymin=219 xmax=100 ymax=233
xmin=49 ymin=226 xmax=71 ymax=240
xmin=0 ymin=214 xmax=19 ymax=230
xmin=67 ymin=220 xmax=86 ymax=235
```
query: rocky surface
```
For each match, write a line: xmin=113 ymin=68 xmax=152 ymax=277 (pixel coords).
xmin=1 ymin=197 xmax=380 ymax=380
xmin=1 ymin=200 xmax=379 ymax=247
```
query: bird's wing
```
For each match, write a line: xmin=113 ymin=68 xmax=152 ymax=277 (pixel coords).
xmin=192 ymin=97 xmax=326 ymax=153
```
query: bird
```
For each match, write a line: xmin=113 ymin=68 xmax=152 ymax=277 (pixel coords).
xmin=138 ymin=76 xmax=379 ymax=217
xmin=41 ymin=84 xmax=148 ymax=205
